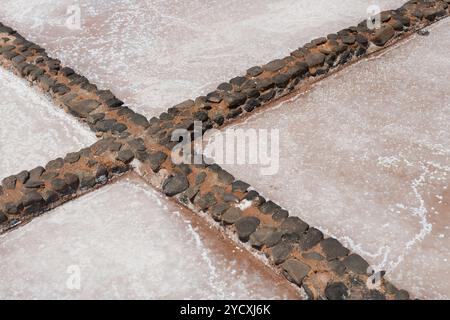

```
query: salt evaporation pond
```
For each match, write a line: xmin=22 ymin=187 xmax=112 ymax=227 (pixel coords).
xmin=205 ymin=19 xmax=450 ymax=299
xmin=0 ymin=176 xmax=299 ymax=299
xmin=0 ymin=68 xmax=96 ymax=178
xmin=0 ymin=0 xmax=405 ymax=118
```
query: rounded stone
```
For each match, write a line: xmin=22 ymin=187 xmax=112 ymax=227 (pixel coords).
xmin=222 ymin=207 xmax=242 ymax=224
xmin=234 ymin=216 xmax=260 ymax=241
xmin=343 ymin=254 xmax=370 ymax=275
xmin=162 ymin=174 xmax=189 ymax=197
xmin=325 ymin=282 xmax=349 ymax=300
xmin=320 ymin=238 xmax=350 ymax=260
xmin=281 ymin=259 xmax=311 ymax=285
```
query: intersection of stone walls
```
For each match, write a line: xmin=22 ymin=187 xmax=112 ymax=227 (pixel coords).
xmin=0 ymin=138 xmax=133 ymax=233
xmin=1 ymin=0 xmax=449 ymax=299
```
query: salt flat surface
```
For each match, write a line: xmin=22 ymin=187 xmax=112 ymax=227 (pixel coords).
xmin=205 ymin=19 xmax=450 ymax=299
xmin=0 ymin=68 xmax=96 ymax=178
xmin=0 ymin=177 xmax=297 ymax=299
xmin=0 ymin=0 xmax=404 ymax=118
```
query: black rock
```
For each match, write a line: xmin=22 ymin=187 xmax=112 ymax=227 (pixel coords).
xmin=230 ymin=76 xmax=247 ymax=87
xmin=64 ymin=152 xmax=81 ymax=164
xmin=299 ymin=227 xmax=324 ymax=250
xmin=263 ymin=59 xmax=286 ymax=72
xmin=2 ymin=176 xmax=17 ymax=189
xmin=222 ymin=207 xmax=242 ymax=224
xmin=217 ymin=82 xmax=233 ymax=91
xmin=80 ymin=174 xmax=96 ymax=190
xmin=235 ymin=216 xmax=260 ymax=241
xmin=366 ymin=289 xmax=386 ymax=300
xmin=223 ymin=92 xmax=247 ymax=109
xmin=163 ymin=174 xmax=189 ymax=197
xmin=41 ymin=189 xmax=59 ymax=204
xmin=105 ymin=97 xmax=124 ymax=108
xmin=210 ymin=203 xmax=230 ymax=221
xmin=247 ymin=66 xmax=263 ymax=77
xmin=259 ymin=200 xmax=281 ymax=214
xmin=372 ymin=25 xmax=395 ymax=46
xmin=16 ymin=170 xmax=30 ymax=184
xmin=128 ymin=113 xmax=150 ymax=128
xmin=148 ymin=151 xmax=167 ymax=172
xmin=325 ymin=282 xmax=349 ymax=300
xmin=24 ymin=179 xmax=44 ymax=189
xmin=29 ymin=166 xmax=45 ymax=180
xmin=280 ymin=216 xmax=309 ymax=236
xmin=21 ymin=190 xmax=44 ymax=208
xmin=271 ymin=241 xmax=293 ymax=265
xmin=116 ymin=149 xmax=135 ymax=164
xmin=206 ymin=91 xmax=222 ymax=103
xmin=249 ymin=226 xmax=276 ymax=248
xmin=272 ymin=209 xmax=289 ymax=222
xmin=281 ymin=259 xmax=311 ymax=285
xmin=328 ymin=259 xmax=347 ymax=276
xmin=305 ymin=52 xmax=326 ymax=68
xmin=343 ymin=254 xmax=370 ymax=275
xmin=320 ymin=238 xmax=350 ymax=260
xmin=231 ymin=180 xmax=250 ymax=193
xmin=46 ymin=158 xmax=64 ymax=170
xmin=195 ymin=192 xmax=217 ymax=211
xmin=274 ymin=73 xmax=290 ymax=88
xmin=64 ymin=173 xmax=80 ymax=190
xmin=51 ymin=178 xmax=69 ymax=195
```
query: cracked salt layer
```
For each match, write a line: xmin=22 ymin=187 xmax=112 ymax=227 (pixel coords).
xmin=205 ymin=19 xmax=450 ymax=299
xmin=0 ymin=68 xmax=96 ymax=178
xmin=0 ymin=0 xmax=405 ymax=118
xmin=0 ymin=177 xmax=298 ymax=299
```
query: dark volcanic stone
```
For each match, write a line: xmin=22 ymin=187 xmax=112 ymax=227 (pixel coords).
xmin=64 ymin=152 xmax=81 ymax=164
xmin=263 ymin=59 xmax=286 ymax=72
xmin=274 ymin=73 xmax=290 ymax=88
xmin=259 ymin=200 xmax=281 ymax=214
xmin=272 ymin=209 xmax=289 ymax=222
xmin=210 ymin=203 xmax=230 ymax=221
xmin=249 ymin=226 xmax=276 ymax=248
xmin=299 ymin=227 xmax=324 ymax=250
xmin=24 ymin=179 xmax=44 ymax=189
xmin=195 ymin=192 xmax=217 ymax=211
xmin=320 ymin=238 xmax=350 ymax=260
xmin=51 ymin=178 xmax=69 ymax=195
xmin=129 ymin=113 xmax=150 ymax=128
xmin=148 ymin=151 xmax=167 ymax=172
xmin=163 ymin=174 xmax=189 ymax=197
xmin=328 ymin=259 xmax=346 ymax=276
xmin=42 ymin=189 xmax=59 ymax=204
xmin=325 ymin=282 xmax=349 ymax=300
xmin=280 ymin=216 xmax=309 ymax=237
xmin=271 ymin=241 xmax=293 ymax=265
xmin=105 ymin=97 xmax=124 ymax=108
xmin=281 ymin=259 xmax=311 ymax=285
xmin=16 ymin=171 xmax=30 ymax=184
xmin=46 ymin=158 xmax=64 ymax=170
xmin=2 ymin=176 xmax=17 ymax=189
xmin=231 ymin=180 xmax=250 ymax=193
xmin=21 ymin=190 xmax=44 ymax=208
xmin=247 ymin=66 xmax=263 ymax=77
xmin=222 ymin=207 xmax=242 ymax=224
xmin=235 ymin=216 xmax=260 ymax=241
xmin=305 ymin=52 xmax=326 ymax=68
xmin=64 ymin=173 xmax=80 ymax=190
xmin=217 ymin=82 xmax=233 ymax=91
xmin=342 ymin=34 xmax=356 ymax=45
xmin=343 ymin=254 xmax=370 ymax=275
xmin=223 ymin=92 xmax=247 ymax=109
xmin=116 ymin=149 xmax=135 ymax=164
xmin=372 ymin=25 xmax=395 ymax=46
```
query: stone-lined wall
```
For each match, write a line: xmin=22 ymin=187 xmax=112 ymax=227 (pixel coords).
xmin=1 ymin=0 xmax=449 ymax=299
xmin=0 ymin=138 xmax=133 ymax=233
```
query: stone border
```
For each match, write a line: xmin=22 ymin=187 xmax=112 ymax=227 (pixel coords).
xmin=1 ymin=0 xmax=449 ymax=299
xmin=0 ymin=138 xmax=133 ymax=234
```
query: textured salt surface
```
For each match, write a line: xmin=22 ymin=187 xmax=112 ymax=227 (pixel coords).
xmin=0 ymin=177 xmax=297 ymax=299
xmin=0 ymin=68 xmax=96 ymax=178
xmin=0 ymin=0 xmax=405 ymax=118
xmin=205 ymin=19 xmax=450 ymax=299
